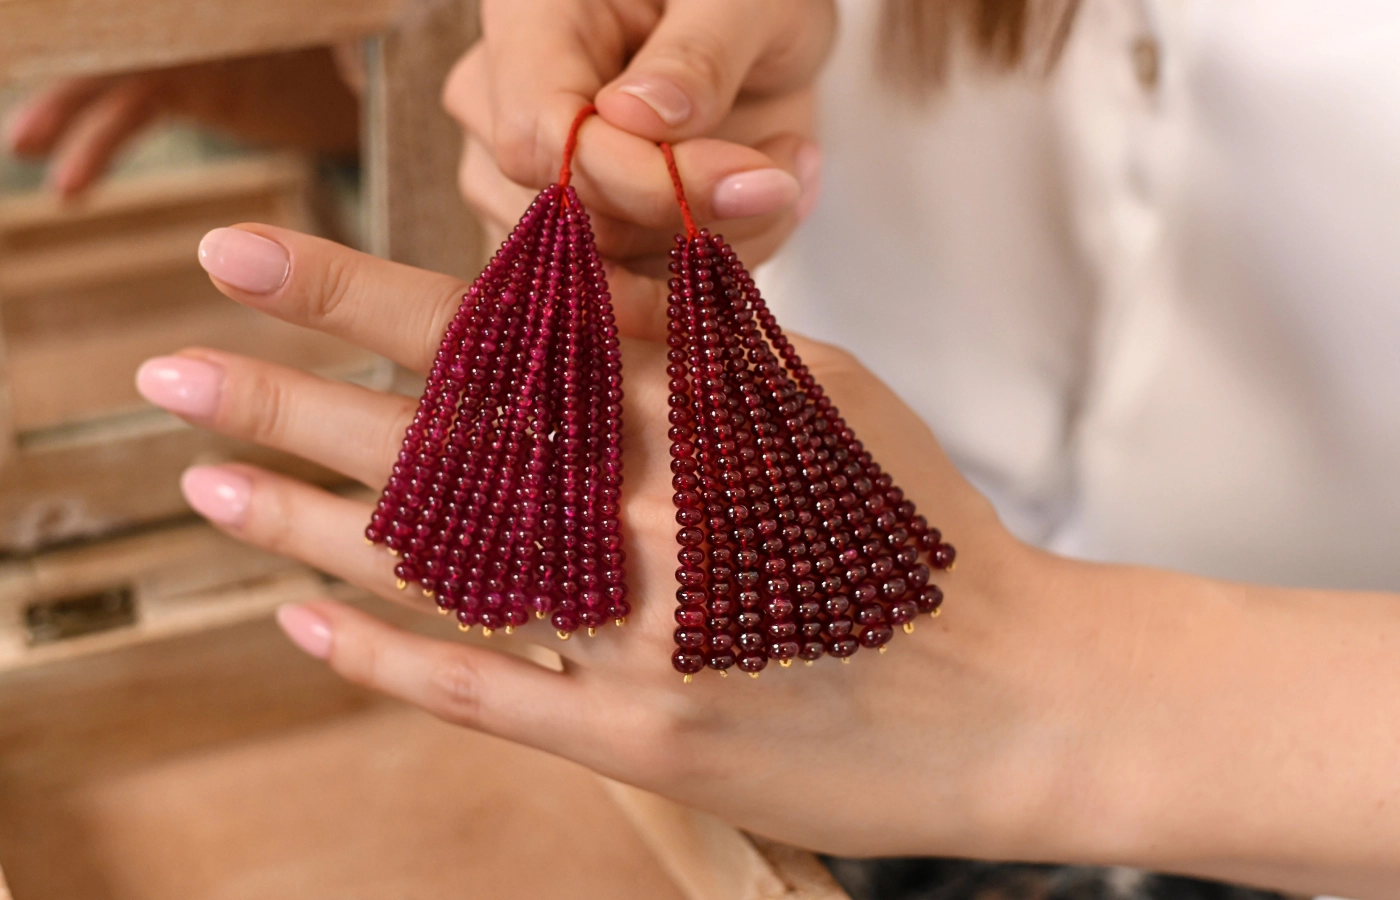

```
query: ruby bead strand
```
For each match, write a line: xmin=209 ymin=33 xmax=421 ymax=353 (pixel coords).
xmin=663 ymin=227 xmax=955 ymax=678
xmin=366 ymin=182 xmax=625 ymax=639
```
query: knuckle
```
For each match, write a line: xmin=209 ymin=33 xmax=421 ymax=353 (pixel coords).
xmin=229 ymin=365 xmax=292 ymax=448
xmin=419 ymin=282 xmax=471 ymax=357
xmin=625 ymin=486 xmax=674 ymax=537
xmin=311 ymin=250 xmax=359 ymax=326
xmin=611 ymin=697 xmax=710 ymax=782
xmin=427 ymin=655 xmax=484 ymax=726
xmin=248 ymin=477 xmax=297 ymax=556
xmin=491 ymin=112 xmax=546 ymax=187
xmin=663 ymin=34 xmax=731 ymax=94
xmin=374 ymin=399 xmax=416 ymax=480
xmin=339 ymin=633 xmax=384 ymax=691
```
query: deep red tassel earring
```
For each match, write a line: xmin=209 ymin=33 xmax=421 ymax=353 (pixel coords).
xmin=657 ymin=143 xmax=956 ymax=680
xmin=366 ymin=105 xmax=628 ymax=640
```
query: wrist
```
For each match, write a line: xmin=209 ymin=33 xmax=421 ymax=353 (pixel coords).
xmin=927 ymin=545 xmax=1175 ymax=868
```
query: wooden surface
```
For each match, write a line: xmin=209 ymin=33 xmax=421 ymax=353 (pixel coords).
xmin=606 ymin=781 xmax=849 ymax=900
xmin=0 ymin=520 xmax=318 ymax=671
xmin=0 ymin=609 xmax=687 ymax=900
xmin=0 ymin=0 xmax=409 ymax=80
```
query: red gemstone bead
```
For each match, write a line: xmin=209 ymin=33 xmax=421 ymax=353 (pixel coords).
xmin=664 ymin=228 xmax=954 ymax=677
xmin=367 ymin=184 xmax=625 ymax=637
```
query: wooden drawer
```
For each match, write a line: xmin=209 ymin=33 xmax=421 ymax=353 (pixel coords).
xmin=0 ymin=156 xmax=389 ymax=552
xmin=0 ymin=557 xmax=847 ymax=900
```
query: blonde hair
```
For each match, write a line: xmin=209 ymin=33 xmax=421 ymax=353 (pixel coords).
xmin=879 ymin=0 xmax=1082 ymax=89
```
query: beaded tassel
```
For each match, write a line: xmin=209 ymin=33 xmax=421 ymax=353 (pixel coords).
xmin=366 ymin=106 xmax=628 ymax=638
xmin=658 ymin=144 xmax=955 ymax=678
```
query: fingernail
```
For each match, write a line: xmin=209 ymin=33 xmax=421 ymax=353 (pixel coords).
xmin=180 ymin=466 xmax=251 ymax=526
xmin=1 ymin=108 xmax=28 ymax=151
xmin=198 ymin=227 xmax=289 ymax=294
xmin=795 ymin=143 xmax=823 ymax=221
xmin=614 ymin=77 xmax=693 ymax=127
xmin=136 ymin=356 xmax=224 ymax=418
xmin=48 ymin=161 xmax=88 ymax=201
xmin=276 ymin=604 xmax=333 ymax=660
xmin=711 ymin=168 xmax=801 ymax=220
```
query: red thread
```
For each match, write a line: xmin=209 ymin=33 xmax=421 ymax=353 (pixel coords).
xmin=660 ymin=142 xmax=699 ymax=239
xmin=558 ymin=103 xmax=597 ymax=194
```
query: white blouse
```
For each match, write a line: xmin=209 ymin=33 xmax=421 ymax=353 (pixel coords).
xmin=764 ymin=0 xmax=1400 ymax=593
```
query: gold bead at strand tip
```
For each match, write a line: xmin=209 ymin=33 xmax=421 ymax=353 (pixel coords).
xmin=535 ymin=610 xmax=547 ymax=619
xmin=504 ymin=626 xmax=514 ymax=634
xmin=557 ymin=630 xmax=571 ymax=641
xmin=903 ymin=622 xmax=915 ymax=634
xmin=458 ymin=623 xmax=471 ymax=632
xmin=804 ymin=660 xmax=814 ymax=666
xmin=396 ymin=579 xmax=407 ymax=590
xmin=438 ymin=606 xmax=449 ymax=615
xmin=683 ymin=674 xmax=693 ymax=684
xmin=587 ymin=627 xmax=597 ymax=637
xmin=614 ymin=618 xmax=625 ymax=626
xmin=779 ymin=659 xmax=792 ymax=667
xmin=879 ymin=646 xmax=888 ymax=654
xmin=948 ymin=562 xmax=957 ymax=572
xmin=481 ymin=627 xmax=493 ymax=638
xmin=841 ymin=657 xmax=851 ymax=664
xmin=718 ymin=669 xmax=728 ymax=677
xmin=388 ymin=548 xmax=398 ymax=557
xmin=930 ymin=608 xmax=942 ymax=618
xmin=748 ymin=672 xmax=759 ymax=679
xmin=422 ymin=589 xmax=433 ymax=598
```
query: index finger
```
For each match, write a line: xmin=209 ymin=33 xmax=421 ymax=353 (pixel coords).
xmin=198 ymin=224 xmax=468 ymax=373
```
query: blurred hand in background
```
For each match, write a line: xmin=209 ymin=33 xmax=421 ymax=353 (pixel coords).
xmin=2 ymin=47 xmax=360 ymax=200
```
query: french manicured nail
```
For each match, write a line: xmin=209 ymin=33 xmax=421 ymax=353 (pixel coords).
xmin=276 ymin=604 xmax=333 ymax=660
xmin=711 ymin=168 xmax=801 ymax=220
xmin=795 ymin=142 xmax=823 ymax=220
xmin=198 ymin=227 xmax=289 ymax=294
xmin=614 ymin=77 xmax=693 ymax=127
xmin=136 ymin=356 xmax=224 ymax=418
xmin=180 ymin=466 xmax=251 ymax=526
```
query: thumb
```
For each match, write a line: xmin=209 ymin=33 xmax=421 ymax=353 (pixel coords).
xmin=595 ymin=0 xmax=794 ymax=140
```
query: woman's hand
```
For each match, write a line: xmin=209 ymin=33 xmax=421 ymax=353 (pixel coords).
xmin=138 ymin=225 xmax=1400 ymax=896
xmin=3 ymin=48 xmax=358 ymax=198
xmin=446 ymin=0 xmax=834 ymax=271
xmin=134 ymin=223 xmax=1085 ymax=860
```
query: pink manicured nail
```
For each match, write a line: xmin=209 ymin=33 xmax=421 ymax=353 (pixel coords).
xmin=795 ymin=143 xmax=823 ymax=221
xmin=276 ymin=604 xmax=333 ymax=660
xmin=198 ymin=227 xmax=289 ymax=294
xmin=180 ymin=466 xmax=251 ymax=526
xmin=135 ymin=356 xmax=224 ymax=418
xmin=711 ymin=168 xmax=801 ymax=220
xmin=1 ymin=108 xmax=31 ymax=152
xmin=614 ymin=77 xmax=693 ymax=127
